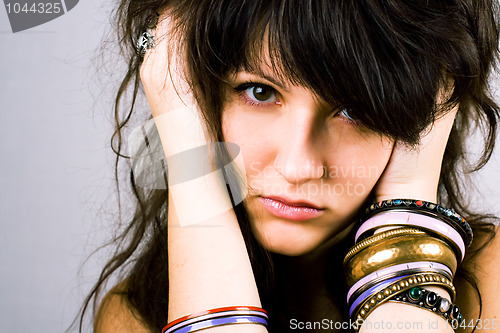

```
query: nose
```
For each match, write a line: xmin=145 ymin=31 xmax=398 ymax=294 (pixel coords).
xmin=273 ymin=112 xmax=326 ymax=185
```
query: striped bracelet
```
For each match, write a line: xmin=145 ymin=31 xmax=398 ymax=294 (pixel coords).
xmin=162 ymin=306 xmax=268 ymax=333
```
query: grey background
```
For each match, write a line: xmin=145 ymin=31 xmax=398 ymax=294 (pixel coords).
xmin=1 ymin=1 xmax=119 ymax=332
xmin=0 ymin=1 xmax=499 ymax=332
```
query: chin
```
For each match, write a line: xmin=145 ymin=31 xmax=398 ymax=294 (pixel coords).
xmin=250 ymin=218 xmax=330 ymax=256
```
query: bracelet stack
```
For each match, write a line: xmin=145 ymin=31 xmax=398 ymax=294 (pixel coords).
xmin=344 ymin=199 xmax=470 ymax=331
xmin=162 ymin=306 xmax=268 ymax=333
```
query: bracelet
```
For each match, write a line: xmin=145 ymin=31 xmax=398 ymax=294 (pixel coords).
xmin=362 ymin=199 xmax=472 ymax=247
xmin=162 ymin=306 xmax=268 ymax=333
xmin=344 ymin=227 xmax=425 ymax=264
xmin=347 ymin=261 xmax=453 ymax=305
xmin=349 ymin=275 xmax=410 ymax=317
xmin=352 ymin=273 xmax=455 ymax=326
xmin=389 ymin=286 xmax=463 ymax=324
xmin=350 ymin=272 xmax=455 ymax=318
xmin=355 ymin=211 xmax=466 ymax=261
xmin=167 ymin=315 xmax=267 ymax=333
xmin=344 ymin=233 xmax=457 ymax=287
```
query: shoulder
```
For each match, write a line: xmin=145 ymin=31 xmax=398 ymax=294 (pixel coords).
xmin=473 ymin=225 xmax=500 ymax=320
xmin=94 ymin=282 xmax=152 ymax=333
xmin=456 ymin=225 xmax=500 ymax=328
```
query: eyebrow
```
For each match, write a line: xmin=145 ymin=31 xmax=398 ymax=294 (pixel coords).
xmin=242 ymin=67 xmax=290 ymax=91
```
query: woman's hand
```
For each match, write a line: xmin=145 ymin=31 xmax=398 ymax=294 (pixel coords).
xmin=374 ymin=91 xmax=458 ymax=203
xmin=139 ymin=10 xmax=237 ymax=227
xmin=363 ymin=90 xmax=459 ymax=333
xmin=139 ymin=12 xmax=265 ymax=330
xmin=139 ymin=11 xmax=209 ymax=157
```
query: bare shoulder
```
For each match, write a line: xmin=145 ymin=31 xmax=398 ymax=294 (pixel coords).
xmin=473 ymin=226 xmax=500 ymax=320
xmin=456 ymin=225 xmax=500 ymax=329
xmin=94 ymin=282 xmax=152 ymax=333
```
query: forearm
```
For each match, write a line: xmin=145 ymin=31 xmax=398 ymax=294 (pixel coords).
xmin=167 ymin=193 xmax=262 ymax=317
xmin=155 ymin=114 xmax=266 ymax=332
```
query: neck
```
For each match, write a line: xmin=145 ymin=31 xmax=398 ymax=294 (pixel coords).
xmin=269 ymin=223 xmax=356 ymax=326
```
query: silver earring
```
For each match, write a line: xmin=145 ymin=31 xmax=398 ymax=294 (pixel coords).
xmin=136 ymin=13 xmax=159 ymax=58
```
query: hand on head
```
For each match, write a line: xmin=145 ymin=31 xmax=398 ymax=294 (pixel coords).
xmin=375 ymin=84 xmax=458 ymax=203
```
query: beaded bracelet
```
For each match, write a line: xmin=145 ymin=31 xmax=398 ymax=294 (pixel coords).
xmin=351 ymin=272 xmax=455 ymax=324
xmin=162 ymin=306 xmax=268 ymax=333
xmin=362 ymin=199 xmax=473 ymax=247
xmin=389 ymin=286 xmax=463 ymax=324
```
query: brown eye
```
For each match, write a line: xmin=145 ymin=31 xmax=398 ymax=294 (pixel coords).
xmin=242 ymin=84 xmax=278 ymax=104
xmin=252 ymin=85 xmax=273 ymax=101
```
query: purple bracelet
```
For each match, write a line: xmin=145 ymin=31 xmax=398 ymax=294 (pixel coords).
xmin=164 ymin=310 xmax=268 ymax=333
xmin=355 ymin=211 xmax=465 ymax=261
xmin=347 ymin=261 xmax=453 ymax=303
xmin=170 ymin=315 xmax=268 ymax=333
xmin=349 ymin=275 xmax=408 ymax=317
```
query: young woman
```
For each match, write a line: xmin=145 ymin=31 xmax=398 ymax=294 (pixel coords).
xmin=82 ymin=1 xmax=500 ymax=332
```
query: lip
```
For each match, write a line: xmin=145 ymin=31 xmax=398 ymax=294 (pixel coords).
xmin=258 ymin=195 xmax=325 ymax=221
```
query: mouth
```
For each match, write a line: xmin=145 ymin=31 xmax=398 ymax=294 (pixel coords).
xmin=258 ymin=195 xmax=325 ymax=221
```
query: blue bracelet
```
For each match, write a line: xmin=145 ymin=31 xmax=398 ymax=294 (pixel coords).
xmin=165 ymin=310 xmax=268 ymax=333
xmin=170 ymin=315 xmax=268 ymax=333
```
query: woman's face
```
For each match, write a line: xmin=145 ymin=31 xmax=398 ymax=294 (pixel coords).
xmin=222 ymin=62 xmax=393 ymax=256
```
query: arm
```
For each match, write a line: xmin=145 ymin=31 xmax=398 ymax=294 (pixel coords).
xmin=141 ymin=12 xmax=267 ymax=332
xmin=358 ymin=98 xmax=459 ymax=333
xmin=96 ymin=10 xmax=266 ymax=333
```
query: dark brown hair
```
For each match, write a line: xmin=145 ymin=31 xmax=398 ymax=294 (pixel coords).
xmin=78 ymin=0 xmax=499 ymax=331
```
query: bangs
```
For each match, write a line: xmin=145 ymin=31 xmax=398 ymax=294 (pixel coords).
xmin=183 ymin=0 xmax=478 ymax=144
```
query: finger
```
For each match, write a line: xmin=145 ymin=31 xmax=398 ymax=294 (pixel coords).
xmin=140 ymin=13 xmax=173 ymax=99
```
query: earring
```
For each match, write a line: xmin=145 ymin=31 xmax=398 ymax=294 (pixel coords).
xmin=136 ymin=13 xmax=160 ymax=58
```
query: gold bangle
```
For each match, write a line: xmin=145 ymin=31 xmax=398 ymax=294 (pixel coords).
xmin=353 ymin=272 xmax=455 ymax=331
xmin=345 ymin=233 xmax=457 ymax=287
xmin=344 ymin=227 xmax=425 ymax=264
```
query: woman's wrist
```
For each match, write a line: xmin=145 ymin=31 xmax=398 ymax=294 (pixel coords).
xmin=153 ymin=107 xmax=209 ymax=158
xmin=360 ymin=290 xmax=455 ymax=333
xmin=345 ymin=198 xmax=469 ymax=332
xmin=374 ymin=185 xmax=437 ymax=204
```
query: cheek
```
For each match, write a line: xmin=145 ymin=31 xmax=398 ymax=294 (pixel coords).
xmin=222 ymin=107 xmax=275 ymax=171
